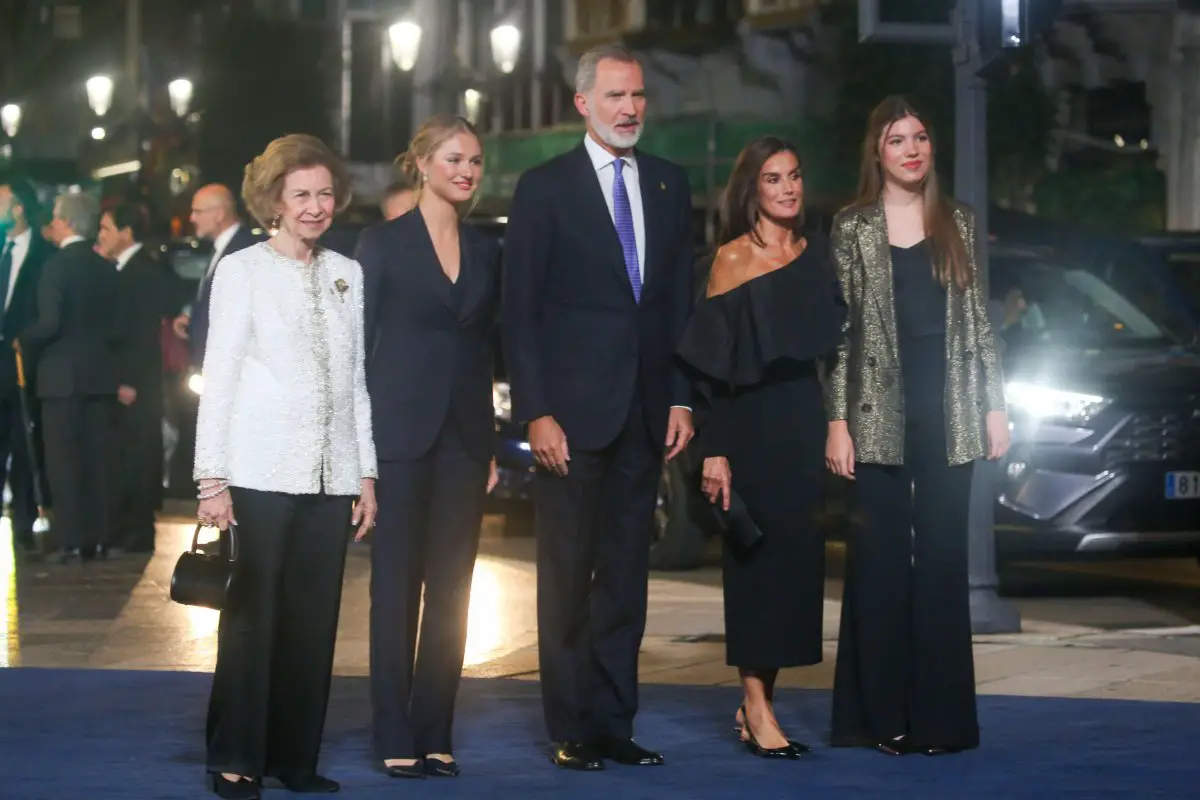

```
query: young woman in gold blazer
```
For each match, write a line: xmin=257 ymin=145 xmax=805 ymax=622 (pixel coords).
xmin=825 ymin=96 xmax=1009 ymax=756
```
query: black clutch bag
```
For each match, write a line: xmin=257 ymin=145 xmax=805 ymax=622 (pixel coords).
xmin=687 ymin=481 xmax=765 ymax=554
xmin=170 ymin=524 xmax=238 ymax=610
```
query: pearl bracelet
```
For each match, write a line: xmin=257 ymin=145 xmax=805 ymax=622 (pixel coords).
xmin=197 ymin=480 xmax=230 ymax=500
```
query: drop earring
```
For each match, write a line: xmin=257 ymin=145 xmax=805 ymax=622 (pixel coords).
xmin=270 ymin=214 xmax=280 ymax=236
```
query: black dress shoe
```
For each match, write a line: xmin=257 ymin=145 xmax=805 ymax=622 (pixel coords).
xmin=209 ymin=773 xmax=261 ymax=800
xmin=383 ymin=759 xmax=425 ymax=779
xmin=277 ymin=774 xmax=339 ymax=793
xmin=424 ymin=757 xmax=460 ymax=777
xmin=550 ymin=741 xmax=604 ymax=771
xmin=787 ymin=739 xmax=813 ymax=754
xmin=920 ymin=745 xmax=962 ymax=756
xmin=874 ymin=735 xmax=916 ymax=756
xmin=593 ymin=736 xmax=664 ymax=766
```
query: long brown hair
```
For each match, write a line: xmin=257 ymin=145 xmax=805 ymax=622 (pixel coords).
xmin=719 ymin=136 xmax=805 ymax=247
xmin=849 ymin=95 xmax=970 ymax=291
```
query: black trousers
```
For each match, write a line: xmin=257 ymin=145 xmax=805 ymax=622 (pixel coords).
xmin=535 ymin=402 xmax=660 ymax=743
xmin=0 ymin=390 xmax=39 ymax=550
xmin=112 ymin=397 xmax=162 ymax=551
xmin=206 ymin=488 xmax=353 ymax=778
xmin=40 ymin=396 xmax=114 ymax=551
xmin=370 ymin=419 xmax=489 ymax=759
xmin=831 ymin=414 xmax=980 ymax=751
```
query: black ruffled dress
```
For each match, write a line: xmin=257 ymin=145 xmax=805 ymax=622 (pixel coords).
xmin=677 ymin=234 xmax=846 ymax=668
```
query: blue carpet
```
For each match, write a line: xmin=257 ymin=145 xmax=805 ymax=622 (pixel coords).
xmin=1 ymin=669 xmax=1196 ymax=799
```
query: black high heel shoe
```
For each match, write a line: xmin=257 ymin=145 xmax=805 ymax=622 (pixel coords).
xmin=735 ymin=706 xmax=812 ymax=754
xmin=208 ymin=773 xmax=261 ymax=800
xmin=739 ymin=706 xmax=803 ymax=760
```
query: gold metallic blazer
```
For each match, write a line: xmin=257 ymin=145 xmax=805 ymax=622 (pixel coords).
xmin=825 ymin=201 xmax=1006 ymax=466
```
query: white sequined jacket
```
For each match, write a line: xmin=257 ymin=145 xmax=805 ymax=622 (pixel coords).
xmin=193 ymin=242 xmax=377 ymax=495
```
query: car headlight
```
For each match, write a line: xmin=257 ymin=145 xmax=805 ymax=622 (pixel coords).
xmin=187 ymin=373 xmax=204 ymax=395
xmin=1004 ymin=381 xmax=1109 ymax=423
xmin=492 ymin=381 xmax=511 ymax=421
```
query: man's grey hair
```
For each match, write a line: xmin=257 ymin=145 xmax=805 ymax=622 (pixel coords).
xmin=54 ymin=192 xmax=100 ymax=238
xmin=574 ymin=44 xmax=641 ymax=95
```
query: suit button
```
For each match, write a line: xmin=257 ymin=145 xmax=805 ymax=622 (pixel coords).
xmin=861 ymin=403 xmax=872 ymax=413
xmin=867 ymin=356 xmax=877 ymax=367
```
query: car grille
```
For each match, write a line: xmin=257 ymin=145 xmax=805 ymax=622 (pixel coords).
xmin=1104 ymin=409 xmax=1200 ymax=466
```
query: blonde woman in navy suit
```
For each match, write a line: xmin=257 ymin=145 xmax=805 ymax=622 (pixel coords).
xmin=357 ymin=115 xmax=500 ymax=779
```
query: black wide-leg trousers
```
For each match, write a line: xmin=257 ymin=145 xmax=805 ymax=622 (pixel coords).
xmin=205 ymin=487 xmax=353 ymax=778
xmin=370 ymin=419 xmax=489 ymax=759
xmin=832 ymin=414 xmax=980 ymax=751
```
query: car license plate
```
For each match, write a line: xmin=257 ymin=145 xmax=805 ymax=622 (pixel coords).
xmin=1164 ymin=471 xmax=1200 ymax=499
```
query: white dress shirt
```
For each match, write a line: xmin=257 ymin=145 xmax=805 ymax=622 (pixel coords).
xmin=113 ymin=242 xmax=143 ymax=271
xmin=584 ymin=134 xmax=646 ymax=280
xmin=194 ymin=242 xmax=377 ymax=495
xmin=2 ymin=228 xmax=32 ymax=310
xmin=59 ymin=235 xmax=85 ymax=248
xmin=208 ymin=223 xmax=241 ymax=276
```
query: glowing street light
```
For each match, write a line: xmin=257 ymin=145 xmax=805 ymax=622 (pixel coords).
xmin=91 ymin=126 xmax=106 ymax=140
xmin=490 ymin=24 xmax=521 ymax=74
xmin=168 ymin=78 xmax=194 ymax=118
xmin=463 ymin=88 xmax=482 ymax=124
xmin=388 ymin=20 xmax=421 ymax=72
xmin=86 ymin=75 xmax=114 ymax=116
xmin=0 ymin=104 xmax=20 ymax=138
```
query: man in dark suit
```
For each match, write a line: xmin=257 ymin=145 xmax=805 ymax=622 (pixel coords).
xmin=17 ymin=192 xmax=121 ymax=562
xmin=97 ymin=202 xmax=178 ymax=553
xmin=0 ymin=180 xmax=53 ymax=558
xmin=171 ymin=183 xmax=263 ymax=366
xmin=502 ymin=44 xmax=695 ymax=771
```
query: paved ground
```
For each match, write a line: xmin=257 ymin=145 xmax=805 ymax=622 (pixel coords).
xmin=5 ymin=507 xmax=1200 ymax=706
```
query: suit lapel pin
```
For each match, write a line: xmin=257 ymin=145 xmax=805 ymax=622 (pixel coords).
xmin=334 ymin=278 xmax=349 ymax=300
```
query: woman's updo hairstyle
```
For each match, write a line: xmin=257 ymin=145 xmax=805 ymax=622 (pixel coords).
xmin=395 ymin=114 xmax=482 ymax=213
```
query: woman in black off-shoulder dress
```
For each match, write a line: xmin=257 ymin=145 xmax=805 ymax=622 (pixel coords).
xmin=677 ymin=137 xmax=845 ymax=760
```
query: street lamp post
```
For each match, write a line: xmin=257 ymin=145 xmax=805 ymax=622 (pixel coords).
xmin=168 ymin=78 xmax=194 ymax=118
xmin=490 ymin=24 xmax=521 ymax=74
xmin=388 ymin=20 xmax=422 ymax=72
xmin=86 ymin=75 xmax=115 ymax=117
xmin=1 ymin=103 xmax=20 ymax=138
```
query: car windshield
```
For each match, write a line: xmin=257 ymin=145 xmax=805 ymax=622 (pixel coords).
xmin=996 ymin=257 xmax=1179 ymax=349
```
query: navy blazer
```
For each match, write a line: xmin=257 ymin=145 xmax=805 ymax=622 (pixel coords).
xmin=357 ymin=208 xmax=500 ymax=462
xmin=501 ymin=143 xmax=696 ymax=451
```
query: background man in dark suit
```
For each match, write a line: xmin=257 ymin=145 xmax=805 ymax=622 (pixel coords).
xmin=502 ymin=44 xmax=695 ymax=771
xmin=0 ymin=180 xmax=53 ymax=559
xmin=17 ymin=192 xmax=121 ymax=562
xmin=171 ymin=183 xmax=262 ymax=365
xmin=97 ymin=202 xmax=179 ymax=554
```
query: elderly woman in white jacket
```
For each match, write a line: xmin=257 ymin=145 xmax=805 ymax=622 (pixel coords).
xmin=193 ymin=134 xmax=377 ymax=800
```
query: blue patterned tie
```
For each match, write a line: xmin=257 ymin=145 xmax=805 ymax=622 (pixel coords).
xmin=611 ymin=158 xmax=641 ymax=302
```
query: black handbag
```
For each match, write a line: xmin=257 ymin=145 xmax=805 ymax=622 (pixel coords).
xmin=169 ymin=524 xmax=238 ymax=610
xmin=686 ymin=480 xmax=765 ymax=554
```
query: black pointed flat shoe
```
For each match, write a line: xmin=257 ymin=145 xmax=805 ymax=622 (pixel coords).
xmin=277 ymin=774 xmax=339 ymax=793
xmin=384 ymin=759 xmax=425 ymax=779
xmin=424 ymin=757 xmax=460 ymax=777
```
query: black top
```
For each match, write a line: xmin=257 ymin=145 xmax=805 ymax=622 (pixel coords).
xmin=890 ymin=242 xmax=946 ymax=341
xmin=676 ymin=233 xmax=847 ymax=457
